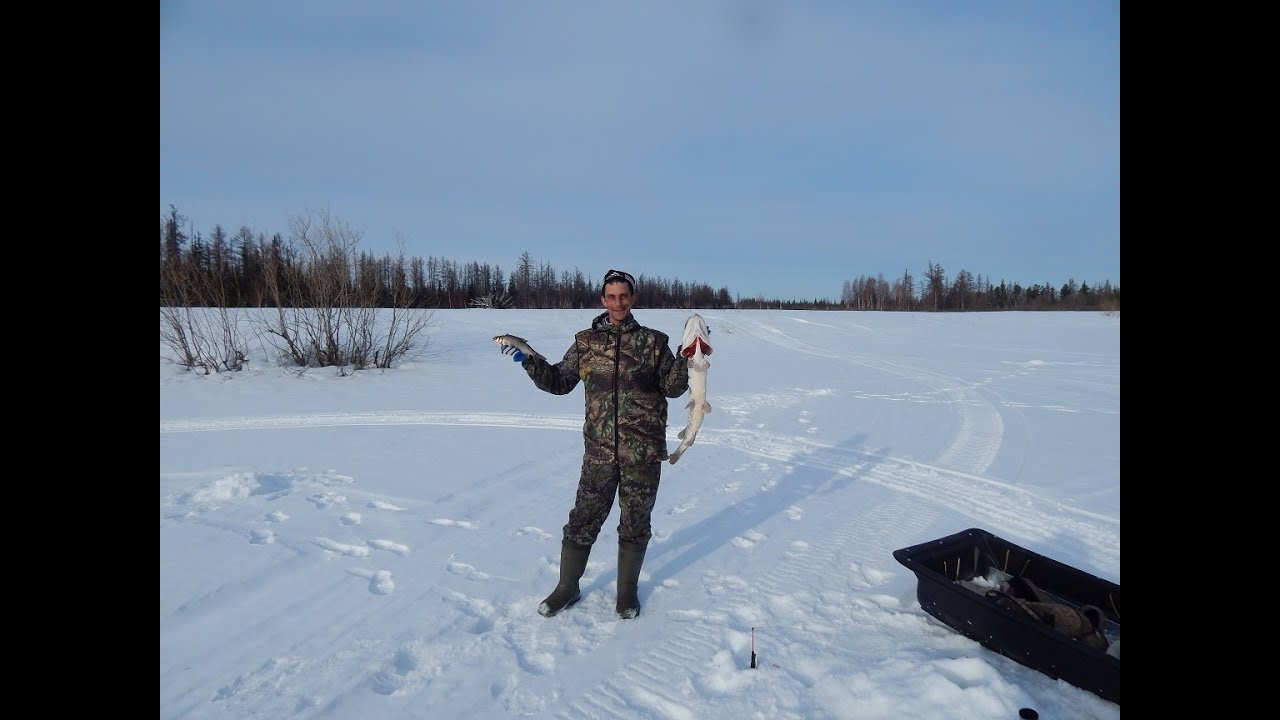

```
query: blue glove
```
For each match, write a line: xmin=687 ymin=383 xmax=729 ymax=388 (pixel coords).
xmin=512 ymin=350 xmax=526 ymax=363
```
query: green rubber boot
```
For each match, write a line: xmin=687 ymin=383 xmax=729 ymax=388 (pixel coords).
xmin=538 ymin=540 xmax=591 ymax=618
xmin=616 ymin=541 xmax=648 ymax=619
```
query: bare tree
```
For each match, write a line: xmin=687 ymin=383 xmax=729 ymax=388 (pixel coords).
xmin=159 ymin=246 xmax=249 ymax=374
xmin=257 ymin=210 xmax=433 ymax=373
xmin=378 ymin=245 xmax=437 ymax=364
xmin=924 ymin=261 xmax=946 ymax=311
xmin=951 ymin=269 xmax=974 ymax=311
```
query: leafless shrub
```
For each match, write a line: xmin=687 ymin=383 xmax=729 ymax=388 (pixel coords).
xmin=159 ymin=259 xmax=248 ymax=373
xmin=469 ymin=292 xmax=515 ymax=309
xmin=258 ymin=210 xmax=434 ymax=374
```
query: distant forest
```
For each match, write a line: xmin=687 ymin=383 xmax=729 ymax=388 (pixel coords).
xmin=160 ymin=206 xmax=1119 ymax=312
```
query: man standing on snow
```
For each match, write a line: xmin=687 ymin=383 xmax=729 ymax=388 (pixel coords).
xmin=497 ymin=269 xmax=689 ymax=619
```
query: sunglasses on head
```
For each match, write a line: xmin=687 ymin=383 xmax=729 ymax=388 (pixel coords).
xmin=603 ymin=269 xmax=635 ymax=287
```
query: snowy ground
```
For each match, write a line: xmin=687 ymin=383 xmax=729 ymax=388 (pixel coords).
xmin=160 ymin=309 xmax=1120 ymax=719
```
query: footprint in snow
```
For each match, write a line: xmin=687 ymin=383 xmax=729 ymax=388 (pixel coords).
xmin=430 ymin=518 xmax=478 ymax=530
xmin=447 ymin=561 xmax=491 ymax=581
xmin=306 ymin=492 xmax=347 ymax=510
xmin=848 ymin=561 xmax=892 ymax=588
xmin=312 ymin=537 xmax=370 ymax=557
xmin=513 ymin=526 xmax=552 ymax=541
xmin=369 ymin=539 xmax=410 ymax=556
xmin=732 ymin=530 xmax=768 ymax=551
xmin=348 ymin=568 xmax=395 ymax=595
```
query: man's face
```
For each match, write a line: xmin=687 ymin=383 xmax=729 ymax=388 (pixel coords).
xmin=601 ymin=281 xmax=634 ymax=324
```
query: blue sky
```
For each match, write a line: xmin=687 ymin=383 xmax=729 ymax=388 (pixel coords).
xmin=160 ymin=1 xmax=1120 ymax=301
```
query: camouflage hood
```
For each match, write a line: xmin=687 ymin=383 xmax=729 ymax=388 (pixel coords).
xmin=524 ymin=311 xmax=689 ymax=465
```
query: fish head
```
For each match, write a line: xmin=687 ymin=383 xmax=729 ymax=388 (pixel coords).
xmin=680 ymin=314 xmax=713 ymax=357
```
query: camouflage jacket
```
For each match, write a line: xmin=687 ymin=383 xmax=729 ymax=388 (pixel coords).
xmin=523 ymin=311 xmax=689 ymax=466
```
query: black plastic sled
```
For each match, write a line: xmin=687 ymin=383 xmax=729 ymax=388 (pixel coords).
xmin=893 ymin=528 xmax=1120 ymax=704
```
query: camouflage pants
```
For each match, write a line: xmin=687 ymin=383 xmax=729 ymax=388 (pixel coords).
xmin=563 ymin=462 xmax=661 ymax=547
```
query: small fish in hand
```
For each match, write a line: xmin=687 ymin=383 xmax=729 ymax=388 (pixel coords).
xmin=493 ymin=334 xmax=541 ymax=361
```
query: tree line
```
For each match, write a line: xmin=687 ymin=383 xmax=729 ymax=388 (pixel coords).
xmin=838 ymin=263 xmax=1119 ymax=312
xmin=160 ymin=206 xmax=1118 ymax=312
xmin=160 ymin=207 xmax=733 ymax=311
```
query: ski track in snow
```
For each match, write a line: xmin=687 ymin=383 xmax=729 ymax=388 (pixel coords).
xmin=162 ymin=409 xmax=1111 ymax=538
xmin=708 ymin=314 xmax=1003 ymax=476
xmin=159 ymin=410 xmax=1114 ymax=563
xmin=159 ymin=411 xmax=583 ymax=435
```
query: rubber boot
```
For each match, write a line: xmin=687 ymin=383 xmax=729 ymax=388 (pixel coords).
xmin=616 ymin=541 xmax=648 ymax=619
xmin=538 ymin=540 xmax=591 ymax=618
